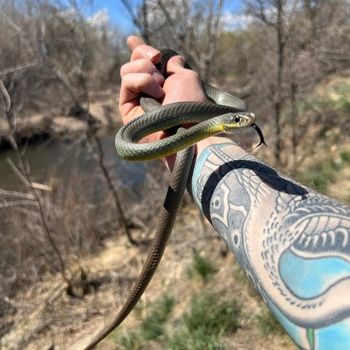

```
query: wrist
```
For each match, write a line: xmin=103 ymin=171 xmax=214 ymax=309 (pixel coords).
xmin=196 ymin=136 xmax=235 ymax=157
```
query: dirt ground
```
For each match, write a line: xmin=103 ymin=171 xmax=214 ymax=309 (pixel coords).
xmin=1 ymin=198 xmax=296 ymax=350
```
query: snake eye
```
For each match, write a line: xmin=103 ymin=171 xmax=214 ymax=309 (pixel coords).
xmin=234 ymin=116 xmax=241 ymax=123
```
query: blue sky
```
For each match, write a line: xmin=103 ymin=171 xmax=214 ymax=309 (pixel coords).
xmin=80 ymin=0 xmax=135 ymax=32
xmin=78 ymin=0 xmax=245 ymax=33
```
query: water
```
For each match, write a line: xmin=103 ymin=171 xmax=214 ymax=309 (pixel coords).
xmin=0 ymin=134 xmax=151 ymax=191
xmin=0 ymin=126 xmax=260 ymax=192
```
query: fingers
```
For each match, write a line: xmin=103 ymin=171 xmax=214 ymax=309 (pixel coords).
xmin=127 ymin=35 xmax=144 ymax=50
xmin=119 ymin=37 xmax=165 ymax=119
xmin=120 ymin=59 xmax=164 ymax=86
xmin=120 ymin=36 xmax=205 ymax=123
xmin=121 ymin=73 xmax=164 ymax=99
xmin=120 ymin=58 xmax=164 ymax=104
xmin=165 ymin=55 xmax=186 ymax=74
xmin=127 ymin=36 xmax=161 ymax=64
xmin=119 ymin=72 xmax=164 ymax=117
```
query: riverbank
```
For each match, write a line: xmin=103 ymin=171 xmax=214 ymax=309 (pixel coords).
xmin=0 ymin=89 xmax=120 ymax=151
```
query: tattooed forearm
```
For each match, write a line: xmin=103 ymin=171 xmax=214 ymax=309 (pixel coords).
xmin=191 ymin=142 xmax=350 ymax=350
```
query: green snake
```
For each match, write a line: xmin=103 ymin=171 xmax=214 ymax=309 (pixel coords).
xmin=115 ymin=49 xmax=264 ymax=161
xmin=74 ymin=49 xmax=264 ymax=350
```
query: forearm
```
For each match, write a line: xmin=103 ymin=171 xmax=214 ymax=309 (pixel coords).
xmin=192 ymin=139 xmax=350 ymax=350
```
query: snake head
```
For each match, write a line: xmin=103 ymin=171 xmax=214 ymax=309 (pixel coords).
xmin=222 ymin=112 xmax=256 ymax=130
xmin=222 ymin=112 xmax=266 ymax=148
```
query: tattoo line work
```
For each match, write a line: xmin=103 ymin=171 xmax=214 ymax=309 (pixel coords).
xmin=191 ymin=143 xmax=350 ymax=349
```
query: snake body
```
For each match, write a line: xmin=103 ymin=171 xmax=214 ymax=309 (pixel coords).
xmin=73 ymin=50 xmax=263 ymax=350
xmin=116 ymin=101 xmax=256 ymax=161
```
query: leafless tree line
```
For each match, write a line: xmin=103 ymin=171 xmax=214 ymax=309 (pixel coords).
xmin=0 ymin=0 xmax=123 ymax=126
xmin=242 ymin=0 xmax=350 ymax=167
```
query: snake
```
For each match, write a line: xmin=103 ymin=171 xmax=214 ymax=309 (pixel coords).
xmin=74 ymin=49 xmax=265 ymax=350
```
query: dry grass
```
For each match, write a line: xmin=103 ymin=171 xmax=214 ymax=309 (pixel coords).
xmin=0 ymin=194 xmax=296 ymax=349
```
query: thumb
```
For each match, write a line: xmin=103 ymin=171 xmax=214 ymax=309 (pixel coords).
xmin=166 ymin=55 xmax=186 ymax=75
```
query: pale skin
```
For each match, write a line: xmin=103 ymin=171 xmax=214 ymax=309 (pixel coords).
xmin=120 ymin=36 xmax=350 ymax=349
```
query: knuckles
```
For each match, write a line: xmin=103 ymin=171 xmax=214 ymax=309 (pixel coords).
xmin=120 ymin=59 xmax=157 ymax=78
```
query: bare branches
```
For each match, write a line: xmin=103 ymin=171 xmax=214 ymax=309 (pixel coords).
xmin=0 ymin=10 xmax=41 ymax=69
xmin=39 ymin=8 xmax=140 ymax=246
xmin=0 ymin=62 xmax=41 ymax=76
xmin=0 ymin=200 xmax=38 ymax=209
xmin=94 ymin=135 xmax=141 ymax=245
xmin=0 ymin=189 xmax=35 ymax=200
xmin=245 ymin=0 xmax=275 ymax=27
xmin=0 ymin=1 xmax=122 ymax=128
xmin=244 ymin=0 xmax=291 ymax=165
xmin=0 ymin=76 xmax=70 ymax=286
xmin=120 ymin=0 xmax=224 ymax=80
xmin=120 ymin=0 xmax=150 ymax=43
xmin=202 ymin=0 xmax=224 ymax=79
xmin=0 ymin=79 xmax=12 ymax=113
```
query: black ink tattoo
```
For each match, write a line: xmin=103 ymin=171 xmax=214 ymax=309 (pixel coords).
xmin=191 ymin=142 xmax=350 ymax=349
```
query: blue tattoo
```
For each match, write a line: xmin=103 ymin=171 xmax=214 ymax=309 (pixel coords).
xmin=192 ymin=143 xmax=350 ymax=349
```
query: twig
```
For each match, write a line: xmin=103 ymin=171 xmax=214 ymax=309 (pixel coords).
xmin=12 ymin=206 xmax=41 ymax=218
xmin=0 ymin=79 xmax=11 ymax=112
xmin=0 ymin=200 xmax=39 ymax=209
xmin=0 ymin=77 xmax=71 ymax=286
xmin=94 ymin=134 xmax=141 ymax=245
xmin=6 ymin=157 xmax=31 ymax=187
xmin=31 ymin=182 xmax=52 ymax=192
xmin=0 ymin=188 xmax=35 ymax=200
xmin=0 ymin=61 xmax=40 ymax=76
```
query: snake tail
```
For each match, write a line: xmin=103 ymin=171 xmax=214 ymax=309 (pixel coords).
xmin=74 ymin=145 xmax=195 ymax=350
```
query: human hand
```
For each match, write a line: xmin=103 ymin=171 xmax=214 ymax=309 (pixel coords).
xmin=119 ymin=36 xmax=207 ymax=144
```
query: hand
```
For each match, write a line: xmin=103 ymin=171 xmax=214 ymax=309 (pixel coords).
xmin=119 ymin=36 xmax=207 ymax=144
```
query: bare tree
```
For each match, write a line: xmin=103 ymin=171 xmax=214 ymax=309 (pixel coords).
xmin=120 ymin=0 xmax=151 ymax=43
xmin=120 ymin=0 xmax=224 ymax=80
xmin=244 ymin=0 xmax=294 ymax=165
xmin=0 ymin=77 xmax=71 ymax=289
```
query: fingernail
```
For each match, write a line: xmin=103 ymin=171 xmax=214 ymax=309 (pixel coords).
xmin=176 ymin=56 xmax=185 ymax=66
xmin=146 ymin=49 xmax=161 ymax=60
